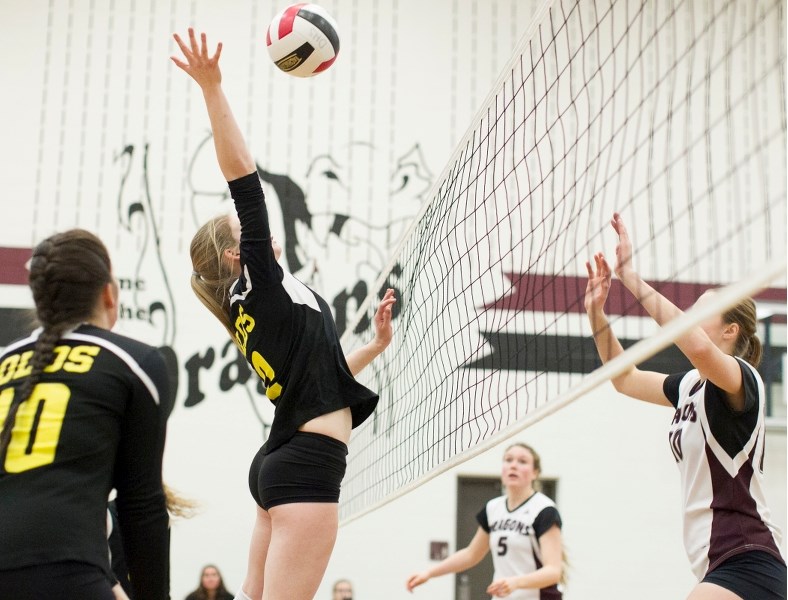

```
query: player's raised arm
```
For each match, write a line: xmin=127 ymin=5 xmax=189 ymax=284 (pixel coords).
xmin=345 ymin=288 xmax=396 ymax=376
xmin=609 ymin=213 xmax=746 ymax=400
xmin=584 ymin=249 xmax=671 ymax=406
xmin=171 ymin=28 xmax=255 ymax=181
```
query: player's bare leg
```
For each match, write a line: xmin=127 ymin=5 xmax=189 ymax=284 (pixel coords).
xmin=239 ymin=506 xmax=272 ymax=600
xmin=261 ymin=503 xmax=338 ymax=600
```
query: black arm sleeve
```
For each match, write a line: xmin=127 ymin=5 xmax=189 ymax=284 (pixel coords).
xmin=229 ymin=171 xmax=283 ymax=288
xmin=663 ymin=372 xmax=688 ymax=408
xmin=704 ymin=359 xmax=760 ymax=458
xmin=533 ymin=506 xmax=562 ymax=538
xmin=107 ymin=501 xmax=134 ymax=599
xmin=476 ymin=506 xmax=490 ymax=533
xmin=705 ymin=358 xmax=759 ymax=413
xmin=113 ymin=348 xmax=172 ymax=600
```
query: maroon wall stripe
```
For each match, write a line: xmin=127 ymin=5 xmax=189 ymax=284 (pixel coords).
xmin=484 ymin=273 xmax=787 ymax=317
xmin=0 ymin=247 xmax=32 ymax=285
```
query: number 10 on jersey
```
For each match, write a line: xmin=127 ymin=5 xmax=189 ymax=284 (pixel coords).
xmin=0 ymin=383 xmax=71 ymax=473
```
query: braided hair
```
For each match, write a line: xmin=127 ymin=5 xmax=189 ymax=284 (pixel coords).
xmin=0 ymin=229 xmax=113 ymax=457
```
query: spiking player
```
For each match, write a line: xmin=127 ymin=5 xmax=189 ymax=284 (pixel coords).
xmin=172 ymin=28 xmax=396 ymax=600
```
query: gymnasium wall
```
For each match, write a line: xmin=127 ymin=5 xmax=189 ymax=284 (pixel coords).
xmin=0 ymin=1 xmax=784 ymax=599
xmin=0 ymin=0 xmax=542 ymax=597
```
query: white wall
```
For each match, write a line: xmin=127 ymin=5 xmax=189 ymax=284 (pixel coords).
xmin=0 ymin=1 xmax=784 ymax=599
xmin=0 ymin=1 xmax=542 ymax=597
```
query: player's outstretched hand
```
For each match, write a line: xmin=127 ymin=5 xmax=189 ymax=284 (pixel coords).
xmin=610 ymin=211 xmax=635 ymax=282
xmin=405 ymin=571 xmax=430 ymax=592
xmin=171 ymin=28 xmax=222 ymax=89
xmin=584 ymin=251 xmax=612 ymax=315
xmin=372 ymin=288 xmax=396 ymax=350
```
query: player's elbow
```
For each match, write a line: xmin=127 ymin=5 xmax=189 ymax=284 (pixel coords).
xmin=682 ymin=337 xmax=718 ymax=369
xmin=610 ymin=365 xmax=638 ymax=395
xmin=459 ymin=547 xmax=487 ymax=570
xmin=543 ymin=564 xmax=562 ymax=586
xmin=221 ymin=152 xmax=256 ymax=182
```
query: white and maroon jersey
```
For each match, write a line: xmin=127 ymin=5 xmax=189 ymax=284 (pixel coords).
xmin=663 ymin=358 xmax=785 ymax=579
xmin=476 ymin=492 xmax=562 ymax=599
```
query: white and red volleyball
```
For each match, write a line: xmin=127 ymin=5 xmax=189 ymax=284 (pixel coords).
xmin=266 ymin=3 xmax=340 ymax=77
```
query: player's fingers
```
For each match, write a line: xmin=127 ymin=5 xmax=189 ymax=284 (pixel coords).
xmin=379 ymin=296 xmax=396 ymax=310
xmin=212 ymin=41 xmax=223 ymax=62
xmin=172 ymin=33 xmax=191 ymax=57
xmin=613 ymin=212 xmax=629 ymax=237
xmin=188 ymin=27 xmax=199 ymax=53
xmin=170 ymin=56 xmax=189 ymax=71
xmin=200 ymin=32 xmax=209 ymax=58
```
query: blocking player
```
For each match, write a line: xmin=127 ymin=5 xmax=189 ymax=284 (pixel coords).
xmin=584 ymin=212 xmax=786 ymax=599
xmin=171 ymin=29 xmax=395 ymax=600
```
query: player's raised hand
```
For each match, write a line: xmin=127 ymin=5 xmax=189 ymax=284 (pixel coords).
xmin=372 ymin=288 xmax=396 ymax=350
xmin=610 ymin=212 xmax=635 ymax=282
xmin=171 ymin=28 xmax=223 ymax=89
xmin=584 ymin=252 xmax=612 ymax=314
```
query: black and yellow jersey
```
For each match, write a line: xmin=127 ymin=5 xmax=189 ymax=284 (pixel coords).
xmin=228 ymin=172 xmax=378 ymax=453
xmin=0 ymin=324 xmax=172 ymax=600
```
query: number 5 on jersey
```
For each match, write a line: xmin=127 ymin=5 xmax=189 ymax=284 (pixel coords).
xmin=497 ymin=536 xmax=508 ymax=556
xmin=0 ymin=383 xmax=71 ymax=473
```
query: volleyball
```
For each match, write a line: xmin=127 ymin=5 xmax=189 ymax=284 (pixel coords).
xmin=266 ymin=3 xmax=340 ymax=77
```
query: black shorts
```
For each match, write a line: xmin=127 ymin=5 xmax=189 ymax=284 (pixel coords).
xmin=249 ymin=431 xmax=348 ymax=510
xmin=0 ymin=561 xmax=115 ymax=600
xmin=703 ymin=550 xmax=787 ymax=600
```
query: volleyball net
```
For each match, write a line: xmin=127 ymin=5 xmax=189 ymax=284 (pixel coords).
xmin=339 ymin=0 xmax=787 ymax=523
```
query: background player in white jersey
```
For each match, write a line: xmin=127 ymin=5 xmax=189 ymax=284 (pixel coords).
xmin=406 ymin=443 xmax=564 ymax=599
xmin=585 ymin=213 xmax=786 ymax=600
